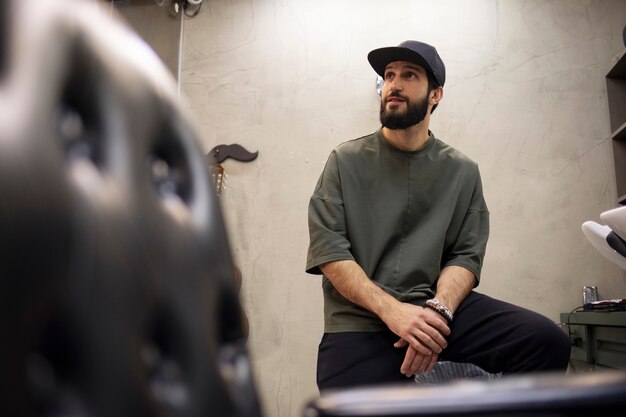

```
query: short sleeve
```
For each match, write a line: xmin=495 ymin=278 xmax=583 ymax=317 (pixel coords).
xmin=306 ymin=151 xmax=355 ymax=275
xmin=441 ymin=168 xmax=490 ymax=282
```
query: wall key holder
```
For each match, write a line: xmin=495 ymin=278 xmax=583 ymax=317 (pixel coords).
xmin=207 ymin=144 xmax=258 ymax=197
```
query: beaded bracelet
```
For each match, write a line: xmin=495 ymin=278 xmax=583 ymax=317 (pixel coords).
xmin=425 ymin=298 xmax=454 ymax=322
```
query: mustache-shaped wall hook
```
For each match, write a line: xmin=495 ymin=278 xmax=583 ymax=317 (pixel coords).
xmin=205 ymin=143 xmax=258 ymax=340
xmin=207 ymin=143 xmax=259 ymax=166
xmin=206 ymin=143 xmax=259 ymax=198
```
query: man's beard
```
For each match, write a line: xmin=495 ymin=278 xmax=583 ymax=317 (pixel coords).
xmin=379 ymin=92 xmax=429 ymax=130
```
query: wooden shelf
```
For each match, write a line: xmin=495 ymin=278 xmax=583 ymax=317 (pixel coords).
xmin=608 ymin=50 xmax=626 ymax=78
xmin=607 ymin=48 xmax=626 ymax=205
xmin=612 ymin=140 xmax=626 ymax=202
xmin=607 ymin=77 xmax=626 ymax=133
xmin=613 ymin=120 xmax=626 ymax=142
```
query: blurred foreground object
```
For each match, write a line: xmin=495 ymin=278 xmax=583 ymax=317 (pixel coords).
xmin=305 ymin=371 xmax=626 ymax=417
xmin=0 ymin=1 xmax=261 ymax=416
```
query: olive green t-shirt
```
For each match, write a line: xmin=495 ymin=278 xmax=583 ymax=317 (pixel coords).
xmin=306 ymin=130 xmax=489 ymax=332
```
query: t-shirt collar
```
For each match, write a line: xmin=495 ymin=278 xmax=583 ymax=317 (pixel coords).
xmin=377 ymin=129 xmax=436 ymax=156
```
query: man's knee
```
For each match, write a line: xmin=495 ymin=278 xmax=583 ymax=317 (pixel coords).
xmin=537 ymin=317 xmax=571 ymax=370
xmin=517 ymin=312 xmax=571 ymax=372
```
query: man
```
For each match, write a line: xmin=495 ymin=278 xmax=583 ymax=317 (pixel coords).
xmin=306 ymin=40 xmax=571 ymax=391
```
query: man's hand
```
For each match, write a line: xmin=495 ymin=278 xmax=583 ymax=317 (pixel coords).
xmin=394 ymin=339 xmax=439 ymax=376
xmin=320 ymin=260 xmax=450 ymax=357
xmin=390 ymin=266 xmax=477 ymax=377
xmin=381 ymin=302 xmax=450 ymax=355
xmin=318 ymin=260 xmax=461 ymax=376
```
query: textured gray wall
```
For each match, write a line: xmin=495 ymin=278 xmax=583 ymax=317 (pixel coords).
xmin=110 ymin=0 xmax=181 ymax=79
xmin=181 ymin=1 xmax=626 ymax=416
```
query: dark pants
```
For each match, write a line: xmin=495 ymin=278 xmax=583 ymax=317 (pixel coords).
xmin=316 ymin=292 xmax=571 ymax=391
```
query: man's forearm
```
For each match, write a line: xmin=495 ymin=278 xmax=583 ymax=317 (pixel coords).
xmin=434 ymin=265 xmax=476 ymax=314
xmin=320 ymin=259 xmax=450 ymax=356
xmin=319 ymin=259 xmax=397 ymax=318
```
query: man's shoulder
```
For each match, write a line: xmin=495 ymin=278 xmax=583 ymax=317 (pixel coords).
xmin=334 ymin=131 xmax=379 ymax=155
xmin=432 ymin=137 xmax=479 ymax=170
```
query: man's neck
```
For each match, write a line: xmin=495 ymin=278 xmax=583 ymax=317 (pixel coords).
xmin=381 ymin=121 xmax=431 ymax=152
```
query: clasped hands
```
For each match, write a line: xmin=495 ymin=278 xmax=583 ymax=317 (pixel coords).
xmin=386 ymin=303 xmax=450 ymax=377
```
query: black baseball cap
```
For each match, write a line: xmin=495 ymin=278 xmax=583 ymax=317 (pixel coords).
xmin=367 ymin=40 xmax=446 ymax=87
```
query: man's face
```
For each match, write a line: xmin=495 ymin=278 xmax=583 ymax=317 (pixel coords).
xmin=379 ymin=61 xmax=431 ymax=130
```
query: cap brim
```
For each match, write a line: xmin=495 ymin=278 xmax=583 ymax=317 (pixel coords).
xmin=367 ymin=46 xmax=433 ymax=78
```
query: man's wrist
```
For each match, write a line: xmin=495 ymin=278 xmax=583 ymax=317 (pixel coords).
xmin=425 ymin=298 xmax=454 ymax=322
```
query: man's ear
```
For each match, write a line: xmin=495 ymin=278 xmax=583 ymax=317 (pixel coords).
xmin=430 ymin=86 xmax=444 ymax=105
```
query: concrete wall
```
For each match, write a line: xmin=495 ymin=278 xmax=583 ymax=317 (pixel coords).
xmin=181 ymin=1 xmax=626 ymax=416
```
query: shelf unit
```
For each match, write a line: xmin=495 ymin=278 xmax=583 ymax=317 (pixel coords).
xmin=607 ymin=49 xmax=626 ymax=205
xmin=561 ymin=311 xmax=626 ymax=371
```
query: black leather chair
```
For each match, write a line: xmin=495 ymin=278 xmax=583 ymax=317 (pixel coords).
xmin=0 ymin=1 xmax=261 ymax=416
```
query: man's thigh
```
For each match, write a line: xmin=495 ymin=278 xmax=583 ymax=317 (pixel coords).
xmin=441 ymin=292 xmax=570 ymax=373
xmin=316 ymin=331 xmax=411 ymax=391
